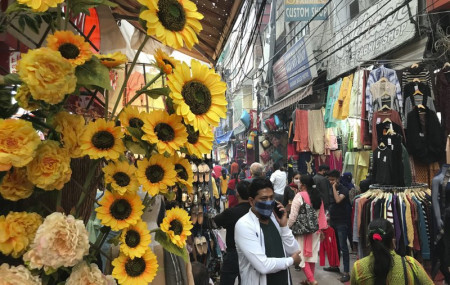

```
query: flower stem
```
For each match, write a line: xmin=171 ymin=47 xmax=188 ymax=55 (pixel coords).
xmin=104 ymin=89 xmax=109 ymax=120
xmin=110 ymin=35 xmax=150 ymax=120
xmin=75 ymin=159 xmax=100 ymax=217
xmin=64 ymin=1 xmax=70 ymax=30
xmin=91 ymin=226 xmax=111 ymax=259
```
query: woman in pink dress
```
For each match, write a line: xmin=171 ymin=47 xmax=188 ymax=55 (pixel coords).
xmin=288 ymin=175 xmax=327 ymax=285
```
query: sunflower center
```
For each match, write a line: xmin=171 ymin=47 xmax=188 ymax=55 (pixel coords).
xmin=58 ymin=43 xmax=80 ymax=59
xmin=91 ymin=131 xmax=115 ymax=150
xmin=169 ymin=220 xmax=183 ymax=235
xmin=145 ymin=165 xmax=165 ymax=183
xmin=163 ymin=59 xmax=175 ymax=69
xmin=175 ymin=164 xmax=188 ymax=180
xmin=125 ymin=229 xmax=141 ymax=248
xmin=154 ymin=123 xmax=175 ymax=142
xmin=129 ymin=118 xmax=144 ymax=129
xmin=110 ymin=199 xmax=132 ymax=220
xmin=125 ymin=257 xmax=146 ymax=277
xmin=181 ymin=81 xmax=212 ymax=115
xmin=113 ymin=172 xmax=131 ymax=187
xmin=186 ymin=125 xmax=199 ymax=144
xmin=157 ymin=0 xmax=186 ymax=32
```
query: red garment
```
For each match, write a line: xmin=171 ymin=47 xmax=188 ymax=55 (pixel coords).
xmin=230 ymin=162 xmax=239 ymax=175
xmin=213 ymin=165 xmax=222 ymax=178
xmin=320 ymin=227 xmax=340 ymax=267
xmin=299 ymin=192 xmax=327 ymax=258
xmin=294 ymin=109 xmax=309 ymax=152
xmin=329 ymin=150 xmax=343 ymax=172
xmin=314 ymin=155 xmax=330 ymax=173
xmin=303 ymin=262 xmax=316 ymax=282
xmin=228 ymin=195 xmax=238 ymax=208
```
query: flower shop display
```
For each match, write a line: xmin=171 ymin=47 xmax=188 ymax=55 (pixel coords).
xmin=0 ymin=0 xmax=227 ymax=284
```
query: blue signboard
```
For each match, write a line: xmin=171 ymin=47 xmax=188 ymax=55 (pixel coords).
xmin=273 ymin=37 xmax=312 ymax=100
xmin=285 ymin=0 xmax=328 ymax=22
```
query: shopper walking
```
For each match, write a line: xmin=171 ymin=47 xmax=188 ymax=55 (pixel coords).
xmin=288 ymin=175 xmax=327 ymax=285
xmin=235 ymin=178 xmax=301 ymax=285
xmin=326 ymin=169 xmax=352 ymax=282
xmin=350 ymin=218 xmax=433 ymax=285
xmin=270 ymin=163 xmax=287 ymax=203
xmin=313 ymin=165 xmax=332 ymax=210
xmin=214 ymin=180 xmax=252 ymax=285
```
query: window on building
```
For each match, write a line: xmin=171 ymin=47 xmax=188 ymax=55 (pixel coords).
xmin=349 ymin=0 xmax=359 ymax=20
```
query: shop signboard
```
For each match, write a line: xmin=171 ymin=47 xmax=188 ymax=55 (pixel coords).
xmin=327 ymin=0 xmax=418 ymax=80
xmin=273 ymin=37 xmax=315 ymax=101
xmin=285 ymin=0 xmax=328 ymax=21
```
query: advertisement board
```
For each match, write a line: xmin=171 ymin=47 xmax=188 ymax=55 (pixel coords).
xmin=285 ymin=0 xmax=328 ymax=21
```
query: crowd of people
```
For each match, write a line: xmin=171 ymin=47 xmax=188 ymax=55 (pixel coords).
xmin=210 ymin=162 xmax=433 ymax=285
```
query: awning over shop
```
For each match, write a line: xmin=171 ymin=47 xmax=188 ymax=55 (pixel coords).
xmin=262 ymin=84 xmax=313 ymax=119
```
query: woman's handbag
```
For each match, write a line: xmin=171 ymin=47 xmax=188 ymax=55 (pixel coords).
xmin=291 ymin=195 xmax=319 ymax=235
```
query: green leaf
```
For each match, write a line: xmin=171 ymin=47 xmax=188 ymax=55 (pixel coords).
xmin=138 ymin=87 xmax=170 ymax=99
xmin=75 ymin=57 xmax=112 ymax=90
xmin=3 ymin=73 xmax=21 ymax=85
xmin=5 ymin=2 xmax=27 ymax=13
xmin=124 ymin=138 xmax=147 ymax=155
xmin=0 ymin=104 xmax=18 ymax=119
xmin=23 ymin=14 xmax=39 ymax=34
xmin=126 ymin=127 xmax=144 ymax=140
xmin=18 ymin=15 xmax=26 ymax=31
xmin=154 ymin=229 xmax=189 ymax=262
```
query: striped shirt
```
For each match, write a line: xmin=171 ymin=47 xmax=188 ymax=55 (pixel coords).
xmin=402 ymin=65 xmax=435 ymax=100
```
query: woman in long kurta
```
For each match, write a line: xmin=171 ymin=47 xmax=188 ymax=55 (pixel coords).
xmin=288 ymin=175 xmax=327 ymax=285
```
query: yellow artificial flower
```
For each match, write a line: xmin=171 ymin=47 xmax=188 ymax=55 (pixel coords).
xmin=95 ymin=191 xmax=144 ymax=231
xmin=141 ymin=110 xmax=187 ymax=155
xmin=136 ymin=154 xmax=177 ymax=196
xmin=103 ymin=161 xmax=139 ymax=195
xmin=154 ymin=48 xmax=180 ymax=74
xmin=95 ymin=52 xmax=128 ymax=68
xmin=17 ymin=0 xmax=63 ymax=12
xmin=120 ymin=221 xmax=151 ymax=258
xmin=112 ymin=249 xmax=158 ymax=285
xmin=160 ymin=207 xmax=192 ymax=248
xmin=172 ymin=154 xmax=193 ymax=193
xmin=119 ymin=106 xmax=145 ymax=137
xmin=14 ymin=85 xmax=39 ymax=111
xmin=51 ymin=111 xmax=85 ymax=158
xmin=0 ymin=167 xmax=34 ymax=202
xmin=0 ymin=211 xmax=42 ymax=258
xmin=80 ymin=118 xmax=126 ymax=160
xmin=184 ymin=123 xmax=213 ymax=158
xmin=17 ymin=47 xmax=76 ymax=104
xmin=26 ymin=140 xmax=72 ymax=191
xmin=0 ymin=119 xmax=41 ymax=172
xmin=167 ymin=60 xmax=227 ymax=134
xmin=46 ymin=30 xmax=93 ymax=66
xmin=138 ymin=0 xmax=203 ymax=49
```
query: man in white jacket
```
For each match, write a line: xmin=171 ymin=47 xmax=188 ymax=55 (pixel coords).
xmin=235 ymin=178 xmax=301 ymax=285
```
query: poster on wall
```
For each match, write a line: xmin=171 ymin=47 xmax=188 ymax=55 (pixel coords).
xmin=327 ymin=0 xmax=418 ymax=80
xmin=285 ymin=0 xmax=329 ymax=22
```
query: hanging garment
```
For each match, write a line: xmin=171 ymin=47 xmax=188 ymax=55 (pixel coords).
xmin=329 ymin=150 xmax=343 ymax=172
xmin=325 ymin=79 xmax=342 ymax=128
xmin=297 ymin=152 xmax=316 ymax=175
xmin=360 ymin=70 xmax=372 ymax=146
xmin=333 ymin=74 xmax=354 ymax=120
xmin=354 ymin=151 xmax=370 ymax=186
xmin=349 ymin=69 xmax=365 ymax=117
xmin=402 ymin=63 xmax=435 ymax=99
xmin=371 ymin=109 xmax=404 ymax=150
xmin=319 ymin=226 xmax=340 ymax=267
xmin=294 ymin=109 xmax=310 ymax=152
xmin=324 ymin=128 xmax=338 ymax=155
xmin=403 ymin=83 xmax=436 ymax=128
xmin=366 ymin=65 xmax=403 ymax=120
xmin=343 ymin=152 xmax=356 ymax=175
xmin=308 ymin=109 xmax=325 ymax=154
xmin=406 ymin=106 xmax=445 ymax=164
xmin=435 ymin=69 xmax=450 ymax=136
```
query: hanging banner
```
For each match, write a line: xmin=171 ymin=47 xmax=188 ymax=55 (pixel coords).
xmin=285 ymin=0 xmax=328 ymax=22
xmin=327 ymin=0 xmax=418 ymax=80
xmin=273 ymin=37 xmax=316 ymax=100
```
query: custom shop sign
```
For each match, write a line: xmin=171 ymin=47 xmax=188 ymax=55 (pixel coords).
xmin=273 ymin=37 xmax=317 ymax=100
xmin=327 ymin=0 xmax=418 ymax=80
xmin=285 ymin=0 xmax=328 ymax=21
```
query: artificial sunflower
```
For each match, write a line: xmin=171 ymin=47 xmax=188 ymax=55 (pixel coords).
xmin=136 ymin=154 xmax=177 ymax=196
xmin=103 ymin=161 xmax=139 ymax=195
xmin=167 ymin=60 xmax=227 ymax=134
xmin=154 ymin=48 xmax=180 ymax=74
xmin=95 ymin=191 xmax=144 ymax=231
xmin=95 ymin=52 xmax=128 ymax=68
xmin=80 ymin=118 xmax=126 ymax=160
xmin=119 ymin=106 xmax=145 ymax=137
xmin=17 ymin=0 xmax=63 ymax=12
xmin=184 ymin=123 xmax=213 ymax=158
xmin=46 ymin=31 xmax=92 ymax=66
xmin=160 ymin=207 xmax=193 ymax=248
xmin=112 ymin=249 xmax=158 ymax=285
xmin=141 ymin=110 xmax=187 ymax=155
xmin=137 ymin=0 xmax=203 ymax=49
xmin=120 ymin=221 xmax=151 ymax=258
xmin=172 ymin=154 xmax=193 ymax=193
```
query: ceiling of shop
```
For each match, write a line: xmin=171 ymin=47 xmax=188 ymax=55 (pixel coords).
xmin=110 ymin=0 xmax=244 ymax=65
